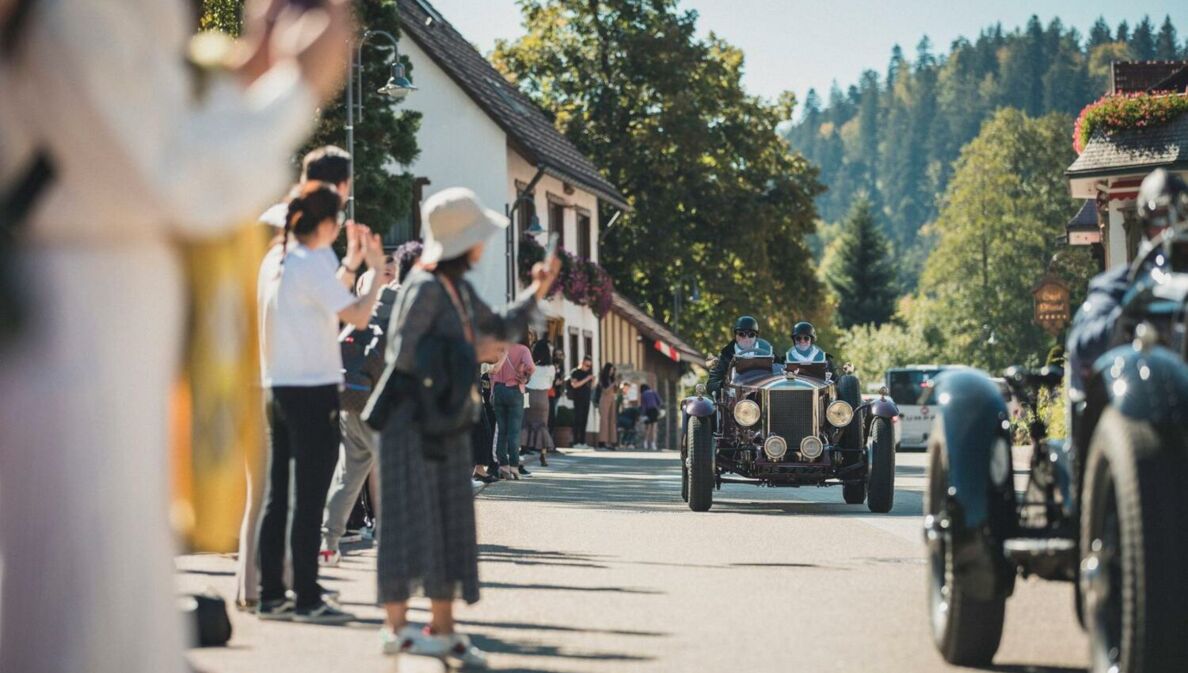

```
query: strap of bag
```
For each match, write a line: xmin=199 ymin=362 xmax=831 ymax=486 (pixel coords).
xmin=437 ymin=274 xmax=474 ymax=344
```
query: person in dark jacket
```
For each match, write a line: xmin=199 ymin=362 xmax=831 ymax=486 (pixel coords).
xmin=706 ymin=316 xmax=775 ymax=394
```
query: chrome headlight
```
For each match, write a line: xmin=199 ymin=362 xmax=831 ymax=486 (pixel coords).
xmin=733 ymin=399 xmax=761 ymax=427
xmin=800 ymin=436 xmax=824 ymax=460
xmin=764 ymin=435 xmax=788 ymax=460
xmin=826 ymin=400 xmax=854 ymax=427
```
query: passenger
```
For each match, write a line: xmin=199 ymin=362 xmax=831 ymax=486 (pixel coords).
xmin=785 ymin=321 xmax=827 ymax=365
xmin=706 ymin=316 xmax=774 ymax=394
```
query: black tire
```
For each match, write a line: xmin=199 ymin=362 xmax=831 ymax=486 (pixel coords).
xmin=1080 ymin=407 xmax=1188 ymax=673
xmin=686 ymin=416 xmax=714 ymax=512
xmin=680 ymin=436 xmax=689 ymax=503
xmin=835 ymin=374 xmax=864 ymax=456
xmin=925 ymin=427 xmax=1006 ymax=666
xmin=842 ymin=482 xmax=866 ymax=504
xmin=866 ymin=416 xmax=896 ymax=513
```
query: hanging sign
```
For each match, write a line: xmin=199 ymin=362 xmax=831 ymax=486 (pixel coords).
xmin=654 ymin=340 xmax=681 ymax=362
xmin=1032 ymin=274 xmax=1071 ymax=337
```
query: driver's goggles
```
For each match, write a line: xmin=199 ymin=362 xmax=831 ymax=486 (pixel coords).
xmin=794 ymin=335 xmax=812 ymax=343
xmin=735 ymin=330 xmax=758 ymax=338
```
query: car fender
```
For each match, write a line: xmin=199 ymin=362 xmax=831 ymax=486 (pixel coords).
xmin=1092 ymin=343 xmax=1188 ymax=431
xmin=682 ymin=395 xmax=716 ymax=418
xmin=932 ymin=368 xmax=1012 ymax=530
xmin=868 ymin=397 xmax=899 ymax=419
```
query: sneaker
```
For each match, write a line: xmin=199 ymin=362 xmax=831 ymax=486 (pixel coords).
xmin=339 ymin=529 xmax=364 ymax=544
xmin=516 ymin=466 xmax=532 ymax=477
xmin=381 ymin=624 xmax=449 ymax=657
xmin=360 ymin=524 xmax=376 ymax=541
xmin=292 ymin=601 xmax=354 ymax=625
xmin=444 ymin=633 xmax=489 ymax=668
xmin=235 ymin=598 xmax=258 ymax=613
xmin=318 ymin=548 xmax=341 ymax=567
xmin=257 ymin=598 xmax=295 ymax=621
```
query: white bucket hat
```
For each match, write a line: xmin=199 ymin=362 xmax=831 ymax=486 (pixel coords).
xmin=420 ymin=187 xmax=508 ymax=265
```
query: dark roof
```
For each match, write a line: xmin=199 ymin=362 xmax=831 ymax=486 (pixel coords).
xmin=1066 ymin=200 xmax=1097 ymax=232
xmin=1066 ymin=111 xmax=1188 ymax=179
xmin=1111 ymin=61 xmax=1188 ymax=94
xmin=396 ymin=0 xmax=629 ymax=210
xmin=1152 ymin=66 xmax=1188 ymax=93
xmin=610 ymin=292 xmax=705 ymax=364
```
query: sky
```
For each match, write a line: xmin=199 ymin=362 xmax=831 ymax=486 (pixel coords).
xmin=428 ymin=0 xmax=1188 ymax=111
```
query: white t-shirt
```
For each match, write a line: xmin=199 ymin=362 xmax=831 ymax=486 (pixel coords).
xmin=259 ymin=244 xmax=356 ymax=387
xmin=526 ymin=364 xmax=555 ymax=391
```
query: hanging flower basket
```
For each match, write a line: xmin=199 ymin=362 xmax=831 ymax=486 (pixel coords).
xmin=517 ymin=235 xmax=615 ymax=317
xmin=1073 ymin=92 xmax=1188 ymax=154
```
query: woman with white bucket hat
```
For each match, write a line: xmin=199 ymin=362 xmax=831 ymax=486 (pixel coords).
xmin=372 ymin=187 xmax=560 ymax=665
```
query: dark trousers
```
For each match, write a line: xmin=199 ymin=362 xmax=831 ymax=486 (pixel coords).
xmin=573 ymin=395 xmax=591 ymax=444
xmin=258 ymin=385 xmax=341 ymax=608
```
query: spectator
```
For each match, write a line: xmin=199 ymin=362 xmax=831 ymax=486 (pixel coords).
xmin=473 ymin=342 xmax=506 ymax=485
xmin=596 ymin=363 xmax=618 ymax=449
xmin=318 ymin=255 xmax=402 ymax=568
xmin=255 ymin=183 xmax=385 ymax=623
xmin=567 ymin=355 xmax=595 ymax=448
xmin=523 ymin=340 xmax=556 ymax=466
xmin=491 ymin=338 xmax=534 ymax=478
xmin=641 ymin=383 xmax=665 ymax=450
xmin=0 ymin=1 xmax=350 ymax=670
xmin=371 ymin=187 xmax=559 ymax=664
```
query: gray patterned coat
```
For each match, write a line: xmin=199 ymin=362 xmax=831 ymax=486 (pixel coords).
xmin=376 ymin=268 xmax=537 ymax=604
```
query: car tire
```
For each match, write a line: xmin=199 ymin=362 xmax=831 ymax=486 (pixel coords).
xmin=842 ymin=482 xmax=866 ymax=504
xmin=680 ymin=441 xmax=689 ymax=503
xmin=835 ymin=374 xmax=864 ymax=457
xmin=866 ymin=416 xmax=895 ymax=513
xmin=926 ymin=429 xmax=1005 ymax=666
xmin=687 ymin=415 xmax=714 ymax=512
xmin=1080 ymin=407 xmax=1188 ymax=673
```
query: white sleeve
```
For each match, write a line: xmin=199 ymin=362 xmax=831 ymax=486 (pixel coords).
xmin=302 ymin=265 xmax=357 ymax=316
xmin=22 ymin=0 xmax=317 ymax=237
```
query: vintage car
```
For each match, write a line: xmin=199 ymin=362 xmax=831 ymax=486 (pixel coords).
xmin=679 ymin=351 xmax=899 ymax=513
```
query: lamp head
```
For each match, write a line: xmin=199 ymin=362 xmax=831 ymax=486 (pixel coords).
xmin=378 ymin=62 xmax=416 ymax=101
xmin=525 ymin=214 xmax=545 ymax=235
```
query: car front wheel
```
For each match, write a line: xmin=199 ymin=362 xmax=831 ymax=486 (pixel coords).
xmin=866 ymin=416 xmax=895 ymax=513
xmin=686 ymin=416 xmax=714 ymax=512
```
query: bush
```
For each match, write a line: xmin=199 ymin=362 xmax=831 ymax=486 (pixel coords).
xmin=554 ymin=405 xmax=575 ymax=428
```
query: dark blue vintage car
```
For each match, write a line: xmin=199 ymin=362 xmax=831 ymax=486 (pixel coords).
xmin=923 ymin=219 xmax=1188 ymax=671
xmin=679 ymin=352 xmax=899 ymax=513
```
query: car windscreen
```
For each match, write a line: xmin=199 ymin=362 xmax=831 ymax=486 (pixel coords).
xmin=887 ymin=369 xmax=943 ymax=406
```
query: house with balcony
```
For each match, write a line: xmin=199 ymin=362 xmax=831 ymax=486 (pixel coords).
xmin=1066 ymin=61 xmax=1188 ymax=267
xmin=391 ymin=0 xmax=630 ymax=436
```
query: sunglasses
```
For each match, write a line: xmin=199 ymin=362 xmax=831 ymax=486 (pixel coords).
xmin=795 ymin=335 xmax=812 ymax=343
xmin=736 ymin=330 xmax=758 ymax=338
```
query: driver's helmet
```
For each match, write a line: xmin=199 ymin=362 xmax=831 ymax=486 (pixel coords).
xmin=1138 ymin=169 xmax=1188 ymax=232
xmin=733 ymin=315 xmax=760 ymax=335
xmin=791 ymin=321 xmax=817 ymax=343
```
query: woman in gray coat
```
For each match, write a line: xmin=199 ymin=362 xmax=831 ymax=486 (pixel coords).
xmin=376 ymin=188 xmax=559 ymax=666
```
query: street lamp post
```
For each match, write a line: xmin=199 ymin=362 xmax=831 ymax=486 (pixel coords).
xmin=506 ymin=192 xmax=545 ymax=303
xmin=345 ymin=29 xmax=416 ymax=223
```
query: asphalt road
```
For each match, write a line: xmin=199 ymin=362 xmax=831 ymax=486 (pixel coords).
xmin=180 ymin=448 xmax=1088 ymax=673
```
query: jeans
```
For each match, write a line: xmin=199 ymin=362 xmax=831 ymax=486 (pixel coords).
xmin=258 ymin=385 xmax=341 ymax=608
xmin=321 ymin=411 xmax=379 ymax=551
xmin=492 ymin=383 xmax=525 ymax=467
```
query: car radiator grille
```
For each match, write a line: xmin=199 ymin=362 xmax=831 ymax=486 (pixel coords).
xmin=766 ymin=389 xmax=815 ymax=444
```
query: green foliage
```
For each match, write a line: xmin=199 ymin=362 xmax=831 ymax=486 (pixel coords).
xmin=199 ymin=1 xmax=421 ymax=241
xmin=1074 ymin=93 xmax=1188 ymax=153
xmin=823 ymin=197 xmax=897 ymax=328
xmin=916 ymin=109 xmax=1090 ymax=372
xmin=493 ymin=0 xmax=826 ymax=355
xmin=785 ymin=14 xmax=1173 ymax=291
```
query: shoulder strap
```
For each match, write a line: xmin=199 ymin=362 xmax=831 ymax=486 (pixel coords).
xmin=436 ymin=274 xmax=474 ymax=344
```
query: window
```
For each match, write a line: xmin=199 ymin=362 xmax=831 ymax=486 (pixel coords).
xmin=410 ymin=177 xmax=430 ymax=241
xmin=514 ymin=181 xmax=536 ymax=240
xmin=583 ymin=332 xmax=594 ymax=369
xmin=576 ymin=210 xmax=591 ymax=259
xmin=568 ymin=329 xmax=580 ymax=371
xmin=549 ymin=198 xmax=566 ymax=249
xmin=385 ymin=176 xmax=430 ymax=245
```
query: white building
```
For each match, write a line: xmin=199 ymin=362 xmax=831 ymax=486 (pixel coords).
xmin=393 ymin=0 xmax=629 ymax=386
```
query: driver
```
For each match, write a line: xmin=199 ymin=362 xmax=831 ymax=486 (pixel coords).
xmin=785 ymin=321 xmax=827 ymax=365
xmin=706 ymin=315 xmax=774 ymax=394
xmin=1067 ymin=168 xmax=1186 ymax=396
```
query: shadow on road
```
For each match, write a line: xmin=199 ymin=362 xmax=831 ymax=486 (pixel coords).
xmin=987 ymin=665 xmax=1087 ymax=673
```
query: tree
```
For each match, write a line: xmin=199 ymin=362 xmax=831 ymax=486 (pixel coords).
xmin=916 ymin=109 xmax=1092 ymax=370
xmin=1130 ymin=16 xmax=1156 ymax=60
xmin=1156 ymin=16 xmax=1181 ymax=60
xmin=823 ymin=197 xmax=897 ymax=328
xmin=199 ymin=0 xmax=421 ymax=241
xmin=1088 ymin=17 xmax=1113 ymax=48
xmin=493 ymin=0 xmax=826 ymax=354
xmin=1116 ymin=21 xmax=1130 ymax=44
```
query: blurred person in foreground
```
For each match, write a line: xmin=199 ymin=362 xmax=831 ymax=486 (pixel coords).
xmin=369 ymin=188 xmax=559 ymax=665
xmin=0 ymin=0 xmax=351 ymax=671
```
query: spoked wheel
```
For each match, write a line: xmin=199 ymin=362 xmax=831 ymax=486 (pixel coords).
xmin=1081 ymin=408 xmax=1188 ymax=673
xmin=925 ymin=425 xmax=1005 ymax=666
xmin=866 ymin=416 xmax=895 ymax=513
xmin=686 ymin=416 xmax=714 ymax=512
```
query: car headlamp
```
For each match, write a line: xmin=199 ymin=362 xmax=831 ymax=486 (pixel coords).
xmin=733 ymin=399 xmax=761 ymax=427
xmin=800 ymin=436 xmax=824 ymax=460
xmin=826 ymin=400 xmax=854 ymax=427
xmin=764 ymin=435 xmax=788 ymax=460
